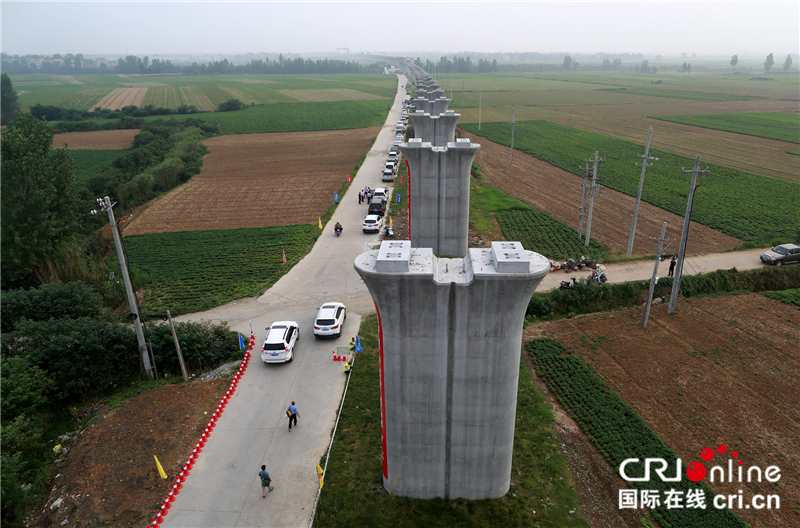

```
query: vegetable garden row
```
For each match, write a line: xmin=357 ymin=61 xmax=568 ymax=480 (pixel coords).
xmin=461 ymin=120 xmax=800 ymax=243
xmin=527 ymin=338 xmax=748 ymax=528
xmin=118 ymin=224 xmax=319 ymax=316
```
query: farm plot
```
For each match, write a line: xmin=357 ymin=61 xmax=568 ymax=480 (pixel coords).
xmin=277 ymin=88 xmax=388 ymax=102
xmin=460 ymin=130 xmax=739 ymax=256
xmin=91 ymin=87 xmax=148 ymax=110
xmin=496 ymin=209 xmax=609 ymax=261
xmin=120 ymin=224 xmax=320 ymax=315
xmin=651 ymin=112 xmax=800 ymax=144
xmin=600 ymin=88 xmax=761 ymax=102
xmin=52 ymin=129 xmax=138 ymax=149
xmin=525 ymin=293 xmax=800 ymax=528
xmin=67 ymin=150 xmax=122 ymax=187
xmin=460 ymin=121 xmax=799 ymax=243
xmin=124 ymin=127 xmax=379 ymax=235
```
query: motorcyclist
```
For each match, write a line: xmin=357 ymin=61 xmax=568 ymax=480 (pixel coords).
xmin=334 ymin=222 xmax=343 ymax=234
xmin=566 ymin=258 xmax=576 ymax=272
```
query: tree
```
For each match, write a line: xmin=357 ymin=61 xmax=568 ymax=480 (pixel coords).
xmin=1 ymin=73 xmax=21 ymax=125
xmin=1 ymin=114 xmax=80 ymax=286
xmin=730 ymin=54 xmax=738 ymax=72
xmin=216 ymin=99 xmax=244 ymax=112
xmin=764 ymin=53 xmax=774 ymax=72
xmin=563 ymin=54 xmax=574 ymax=70
xmin=783 ymin=54 xmax=793 ymax=72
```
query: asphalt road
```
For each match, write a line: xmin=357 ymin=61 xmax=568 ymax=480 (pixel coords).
xmin=166 ymin=74 xmax=772 ymax=527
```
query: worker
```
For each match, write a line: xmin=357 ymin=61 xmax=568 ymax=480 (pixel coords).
xmin=349 ymin=337 xmax=356 ymax=353
xmin=344 ymin=360 xmax=352 ymax=375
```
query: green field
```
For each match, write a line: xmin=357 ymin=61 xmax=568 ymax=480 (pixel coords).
xmin=132 ymin=99 xmax=391 ymax=135
xmin=119 ymin=224 xmax=320 ymax=316
xmin=651 ymin=112 xmax=800 ymax=144
xmin=496 ymin=209 xmax=608 ymax=261
xmin=11 ymin=73 xmax=396 ymax=112
xmin=600 ymin=88 xmax=761 ymax=102
xmin=315 ymin=315 xmax=589 ymax=528
xmin=67 ymin=150 xmax=120 ymax=186
xmin=461 ymin=120 xmax=800 ymax=244
xmin=762 ymin=287 xmax=800 ymax=306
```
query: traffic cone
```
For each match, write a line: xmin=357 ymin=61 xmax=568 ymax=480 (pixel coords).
xmin=168 ymin=489 xmax=176 ymax=502
xmin=173 ymin=483 xmax=181 ymax=496
xmin=161 ymin=500 xmax=170 ymax=511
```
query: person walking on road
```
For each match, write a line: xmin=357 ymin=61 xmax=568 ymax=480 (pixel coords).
xmin=259 ymin=465 xmax=274 ymax=496
xmin=668 ymin=256 xmax=676 ymax=277
xmin=287 ymin=401 xmax=299 ymax=432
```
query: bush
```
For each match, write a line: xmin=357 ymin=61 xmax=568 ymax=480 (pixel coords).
xmin=1 ymin=282 xmax=102 ymax=333
xmin=145 ymin=320 xmax=238 ymax=376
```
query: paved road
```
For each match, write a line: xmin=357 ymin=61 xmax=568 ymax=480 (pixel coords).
xmin=166 ymin=73 xmax=772 ymax=526
xmin=165 ymin=75 xmax=409 ymax=528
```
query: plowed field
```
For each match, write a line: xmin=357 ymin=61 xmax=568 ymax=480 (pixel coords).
xmin=461 ymin=130 xmax=740 ymax=256
xmin=124 ymin=128 xmax=379 ymax=235
xmin=525 ymin=293 xmax=800 ymax=528
xmin=92 ymin=87 xmax=148 ymax=110
xmin=52 ymin=129 xmax=139 ymax=150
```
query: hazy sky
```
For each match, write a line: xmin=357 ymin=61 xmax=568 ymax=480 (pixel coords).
xmin=2 ymin=1 xmax=798 ymax=58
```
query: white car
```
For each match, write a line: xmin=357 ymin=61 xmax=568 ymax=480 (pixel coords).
xmin=372 ymin=187 xmax=389 ymax=200
xmin=314 ymin=302 xmax=346 ymax=338
xmin=261 ymin=321 xmax=299 ymax=363
xmin=363 ymin=214 xmax=383 ymax=233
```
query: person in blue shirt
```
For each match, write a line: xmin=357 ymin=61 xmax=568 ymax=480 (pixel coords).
xmin=287 ymin=401 xmax=299 ymax=432
xmin=259 ymin=465 xmax=274 ymax=496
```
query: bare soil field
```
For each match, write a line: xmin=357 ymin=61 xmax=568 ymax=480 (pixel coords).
xmin=461 ymin=99 xmax=799 ymax=181
xmin=124 ymin=127 xmax=379 ymax=235
xmin=91 ymin=87 xmax=148 ymax=111
xmin=278 ymin=88 xmax=388 ymax=102
xmin=460 ymin=130 xmax=740 ymax=256
xmin=525 ymin=293 xmax=800 ymax=528
xmin=52 ymin=129 xmax=139 ymax=150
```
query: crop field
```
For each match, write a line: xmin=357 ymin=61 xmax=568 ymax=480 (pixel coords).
xmin=119 ymin=224 xmax=319 ymax=316
xmin=52 ymin=129 xmax=138 ymax=149
xmin=91 ymin=87 xmax=148 ymax=110
xmin=67 ymin=150 xmax=121 ymax=186
xmin=651 ymin=112 xmax=800 ymax=144
xmin=526 ymin=292 xmax=800 ymax=528
xmin=124 ymin=127 xmax=378 ymax=235
xmin=599 ymin=88 xmax=761 ymax=102
xmin=461 ymin=130 xmax=739 ymax=256
xmin=276 ymin=88 xmax=387 ymax=102
xmin=496 ymin=209 xmax=608 ymax=261
xmin=10 ymin=73 xmax=396 ymax=111
xmin=460 ymin=121 xmax=799 ymax=243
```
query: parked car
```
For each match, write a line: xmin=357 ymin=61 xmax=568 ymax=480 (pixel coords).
xmin=314 ymin=302 xmax=346 ymax=338
xmin=368 ymin=196 xmax=387 ymax=216
xmin=362 ymin=214 xmax=383 ymax=233
xmin=388 ymin=152 xmax=399 ymax=163
xmin=385 ymin=161 xmax=397 ymax=175
xmin=261 ymin=321 xmax=299 ymax=363
xmin=372 ymin=187 xmax=389 ymax=200
xmin=760 ymin=243 xmax=800 ymax=266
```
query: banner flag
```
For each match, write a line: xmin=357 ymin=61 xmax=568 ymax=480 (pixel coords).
xmin=389 ymin=216 xmax=393 ymax=228
xmin=347 ymin=173 xmax=351 ymax=183
xmin=318 ymin=217 xmax=323 ymax=229
xmin=355 ymin=335 xmax=363 ymax=353
xmin=334 ymin=192 xmax=339 ymax=203
xmin=238 ymin=333 xmax=246 ymax=350
xmin=397 ymin=193 xmax=401 ymax=204
xmin=154 ymin=456 xmax=168 ymax=479
xmin=282 ymin=249 xmax=287 ymax=264
xmin=317 ymin=463 xmax=324 ymax=488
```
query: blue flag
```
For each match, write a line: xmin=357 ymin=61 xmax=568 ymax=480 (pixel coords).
xmin=396 ymin=193 xmax=401 ymax=204
xmin=238 ymin=333 xmax=246 ymax=350
xmin=355 ymin=335 xmax=363 ymax=353
xmin=334 ymin=192 xmax=339 ymax=203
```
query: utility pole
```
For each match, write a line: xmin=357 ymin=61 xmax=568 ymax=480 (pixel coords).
xmin=461 ymin=82 xmax=465 ymax=112
xmin=668 ymin=156 xmax=709 ymax=314
xmin=642 ymin=222 xmax=675 ymax=328
xmin=584 ymin=152 xmax=606 ymax=247
xmin=167 ymin=310 xmax=189 ymax=382
xmin=96 ymin=196 xmax=154 ymax=378
xmin=509 ymin=107 xmax=516 ymax=165
xmin=577 ymin=161 xmax=591 ymax=240
xmin=478 ymin=91 xmax=482 ymax=131
xmin=627 ymin=126 xmax=659 ymax=256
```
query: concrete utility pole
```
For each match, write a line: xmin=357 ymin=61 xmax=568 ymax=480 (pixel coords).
xmin=461 ymin=82 xmax=465 ymax=112
xmin=584 ymin=152 xmax=606 ymax=247
xmin=627 ymin=127 xmax=659 ymax=256
xmin=478 ymin=91 xmax=482 ymax=131
xmin=642 ymin=222 xmax=675 ymax=328
xmin=167 ymin=310 xmax=189 ymax=382
xmin=509 ymin=107 xmax=516 ymax=165
xmin=577 ymin=161 xmax=591 ymax=240
xmin=97 ymin=196 xmax=154 ymax=378
xmin=668 ymin=156 xmax=709 ymax=314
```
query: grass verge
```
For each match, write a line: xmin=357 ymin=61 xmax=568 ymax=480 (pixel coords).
xmin=314 ymin=314 xmax=588 ymax=528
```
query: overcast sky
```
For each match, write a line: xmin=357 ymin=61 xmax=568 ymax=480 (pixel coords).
xmin=2 ymin=1 xmax=798 ymax=58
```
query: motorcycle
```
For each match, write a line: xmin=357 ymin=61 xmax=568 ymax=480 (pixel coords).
xmin=334 ymin=225 xmax=343 ymax=237
xmin=560 ymin=277 xmax=578 ymax=290
xmin=590 ymin=264 xmax=608 ymax=284
xmin=384 ymin=225 xmax=394 ymax=238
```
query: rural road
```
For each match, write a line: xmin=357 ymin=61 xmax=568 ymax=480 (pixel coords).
xmin=167 ymin=74 xmax=772 ymax=527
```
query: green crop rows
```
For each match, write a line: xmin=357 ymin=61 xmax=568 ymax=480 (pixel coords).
xmin=762 ymin=287 xmax=800 ymax=307
xmin=496 ymin=209 xmax=608 ymax=261
xmin=118 ymin=224 xmax=319 ymax=316
xmin=461 ymin=120 xmax=800 ymax=244
xmin=600 ymin=88 xmax=761 ymax=102
xmin=67 ymin=150 xmax=120 ymax=186
xmin=135 ymin=99 xmax=390 ymax=135
xmin=527 ymin=338 xmax=748 ymax=528
xmin=652 ymin=112 xmax=800 ymax=144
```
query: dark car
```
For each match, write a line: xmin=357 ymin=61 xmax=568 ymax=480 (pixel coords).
xmin=368 ymin=196 xmax=386 ymax=217
xmin=761 ymin=243 xmax=800 ymax=267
